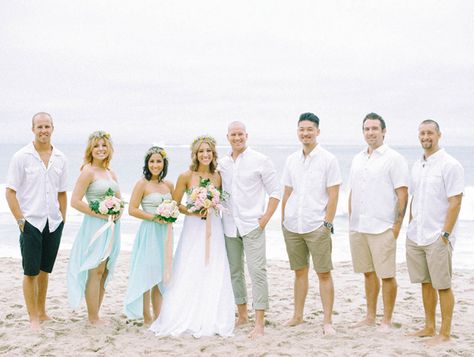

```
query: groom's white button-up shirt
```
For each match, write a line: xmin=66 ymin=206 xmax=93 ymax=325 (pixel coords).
xmin=219 ymin=147 xmax=281 ymax=237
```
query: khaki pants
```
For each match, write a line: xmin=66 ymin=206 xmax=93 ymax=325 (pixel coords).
xmin=225 ymin=227 xmax=269 ymax=310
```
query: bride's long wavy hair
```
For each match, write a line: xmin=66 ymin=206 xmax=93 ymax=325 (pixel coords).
xmin=189 ymin=135 xmax=218 ymax=173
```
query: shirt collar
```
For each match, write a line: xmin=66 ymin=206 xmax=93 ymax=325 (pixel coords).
xmin=299 ymin=145 xmax=320 ymax=161
xmin=423 ymin=148 xmax=445 ymax=163
xmin=363 ymin=143 xmax=388 ymax=157
xmin=229 ymin=146 xmax=250 ymax=159
xmin=25 ymin=142 xmax=59 ymax=157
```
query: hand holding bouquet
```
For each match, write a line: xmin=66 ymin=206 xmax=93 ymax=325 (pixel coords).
xmin=186 ymin=178 xmax=228 ymax=218
xmin=89 ymin=188 xmax=124 ymax=217
xmin=154 ymin=199 xmax=180 ymax=223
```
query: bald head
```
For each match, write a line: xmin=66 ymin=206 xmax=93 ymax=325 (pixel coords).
xmin=32 ymin=112 xmax=53 ymax=129
xmin=227 ymin=121 xmax=247 ymax=134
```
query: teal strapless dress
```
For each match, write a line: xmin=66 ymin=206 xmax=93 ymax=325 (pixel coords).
xmin=67 ymin=179 xmax=122 ymax=310
xmin=124 ymin=192 xmax=171 ymax=319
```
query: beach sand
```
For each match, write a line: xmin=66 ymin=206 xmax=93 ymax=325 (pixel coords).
xmin=1 ymin=251 xmax=473 ymax=356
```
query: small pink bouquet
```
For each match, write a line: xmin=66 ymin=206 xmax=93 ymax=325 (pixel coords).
xmin=186 ymin=178 xmax=228 ymax=216
xmin=154 ymin=200 xmax=180 ymax=223
xmin=89 ymin=188 xmax=124 ymax=215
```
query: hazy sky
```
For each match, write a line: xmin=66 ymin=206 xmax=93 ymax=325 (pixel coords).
xmin=1 ymin=1 xmax=473 ymax=146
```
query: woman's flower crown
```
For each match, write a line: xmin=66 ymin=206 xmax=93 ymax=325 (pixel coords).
xmin=89 ymin=130 xmax=111 ymax=141
xmin=191 ymin=135 xmax=216 ymax=149
xmin=146 ymin=146 xmax=167 ymax=159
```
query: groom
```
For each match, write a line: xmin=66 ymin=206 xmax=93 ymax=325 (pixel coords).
xmin=219 ymin=121 xmax=280 ymax=338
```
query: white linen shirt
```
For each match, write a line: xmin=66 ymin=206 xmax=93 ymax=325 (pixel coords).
xmin=219 ymin=147 xmax=281 ymax=237
xmin=407 ymin=149 xmax=464 ymax=247
xmin=349 ymin=144 xmax=409 ymax=234
xmin=282 ymin=146 xmax=342 ymax=234
xmin=6 ymin=143 xmax=68 ymax=232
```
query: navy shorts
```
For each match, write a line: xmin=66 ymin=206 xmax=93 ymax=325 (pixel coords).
xmin=19 ymin=220 xmax=63 ymax=276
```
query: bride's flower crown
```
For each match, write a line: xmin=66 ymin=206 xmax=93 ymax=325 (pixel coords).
xmin=89 ymin=130 xmax=111 ymax=141
xmin=191 ymin=135 xmax=216 ymax=149
xmin=146 ymin=146 xmax=167 ymax=159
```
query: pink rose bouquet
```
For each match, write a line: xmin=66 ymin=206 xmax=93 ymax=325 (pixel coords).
xmin=89 ymin=188 xmax=124 ymax=216
xmin=154 ymin=199 xmax=180 ymax=223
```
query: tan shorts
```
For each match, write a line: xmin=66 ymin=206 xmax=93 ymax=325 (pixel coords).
xmin=406 ymin=237 xmax=452 ymax=290
xmin=349 ymin=229 xmax=396 ymax=279
xmin=283 ymin=225 xmax=333 ymax=273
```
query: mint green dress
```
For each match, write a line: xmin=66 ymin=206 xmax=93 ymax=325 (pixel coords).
xmin=124 ymin=192 xmax=170 ymax=319
xmin=67 ymin=179 xmax=121 ymax=310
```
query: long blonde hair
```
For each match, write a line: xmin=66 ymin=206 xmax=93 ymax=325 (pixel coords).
xmin=189 ymin=135 xmax=218 ymax=173
xmin=81 ymin=131 xmax=114 ymax=170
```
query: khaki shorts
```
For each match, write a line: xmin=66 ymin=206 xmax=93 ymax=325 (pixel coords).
xmin=283 ymin=225 xmax=333 ymax=273
xmin=349 ymin=229 xmax=396 ymax=279
xmin=406 ymin=237 xmax=452 ymax=290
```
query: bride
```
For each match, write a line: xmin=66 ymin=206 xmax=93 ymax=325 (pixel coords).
xmin=149 ymin=135 xmax=234 ymax=337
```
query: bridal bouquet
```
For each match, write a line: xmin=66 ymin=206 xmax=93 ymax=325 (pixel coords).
xmin=186 ymin=178 xmax=228 ymax=216
xmin=154 ymin=199 xmax=180 ymax=223
xmin=89 ymin=188 xmax=124 ymax=215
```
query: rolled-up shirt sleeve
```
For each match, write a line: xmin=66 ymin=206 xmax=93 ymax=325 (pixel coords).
xmin=281 ymin=156 xmax=292 ymax=188
xmin=59 ymin=160 xmax=68 ymax=192
xmin=390 ymin=154 xmax=409 ymax=189
xmin=6 ymin=153 xmax=22 ymax=192
xmin=444 ymin=161 xmax=464 ymax=197
xmin=261 ymin=157 xmax=281 ymax=200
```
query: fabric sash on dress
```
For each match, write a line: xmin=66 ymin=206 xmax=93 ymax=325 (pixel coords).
xmin=205 ymin=210 xmax=211 ymax=265
xmin=164 ymin=224 xmax=173 ymax=284
xmin=88 ymin=216 xmax=116 ymax=262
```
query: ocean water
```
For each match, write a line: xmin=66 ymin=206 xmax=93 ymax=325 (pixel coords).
xmin=1 ymin=143 xmax=473 ymax=269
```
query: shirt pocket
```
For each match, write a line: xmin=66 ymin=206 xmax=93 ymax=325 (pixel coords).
xmin=425 ymin=174 xmax=443 ymax=195
xmin=24 ymin=166 xmax=42 ymax=188
xmin=50 ymin=166 xmax=64 ymax=186
xmin=307 ymin=168 xmax=325 ymax=192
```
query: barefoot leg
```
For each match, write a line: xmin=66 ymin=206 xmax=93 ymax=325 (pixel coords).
xmin=85 ymin=260 xmax=107 ymax=324
xmin=381 ymin=277 xmax=397 ymax=328
xmin=286 ymin=267 xmax=308 ymax=326
xmin=249 ymin=310 xmax=265 ymax=339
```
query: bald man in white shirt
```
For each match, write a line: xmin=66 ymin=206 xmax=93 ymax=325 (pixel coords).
xmin=220 ymin=121 xmax=281 ymax=339
xmin=5 ymin=113 xmax=68 ymax=330
xmin=348 ymin=112 xmax=409 ymax=331
xmin=406 ymin=120 xmax=463 ymax=346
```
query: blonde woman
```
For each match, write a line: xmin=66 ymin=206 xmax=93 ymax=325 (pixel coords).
xmin=67 ymin=131 xmax=122 ymax=325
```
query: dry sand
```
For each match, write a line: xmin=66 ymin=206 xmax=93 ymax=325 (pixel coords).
xmin=1 ymin=251 xmax=473 ymax=356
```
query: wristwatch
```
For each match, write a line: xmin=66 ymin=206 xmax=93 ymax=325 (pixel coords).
xmin=17 ymin=218 xmax=26 ymax=230
xmin=323 ymin=221 xmax=334 ymax=234
xmin=441 ymin=231 xmax=450 ymax=240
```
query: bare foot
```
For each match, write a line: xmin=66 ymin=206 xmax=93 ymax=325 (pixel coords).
xmin=235 ymin=317 xmax=250 ymax=328
xmin=425 ymin=334 xmax=450 ymax=347
xmin=352 ymin=318 xmax=376 ymax=328
xmin=285 ymin=317 xmax=304 ymax=327
xmin=88 ymin=318 xmax=109 ymax=326
xmin=378 ymin=323 xmax=392 ymax=333
xmin=30 ymin=319 xmax=41 ymax=331
xmin=248 ymin=324 xmax=264 ymax=339
xmin=39 ymin=313 xmax=52 ymax=322
xmin=323 ymin=324 xmax=336 ymax=335
xmin=407 ymin=327 xmax=436 ymax=337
